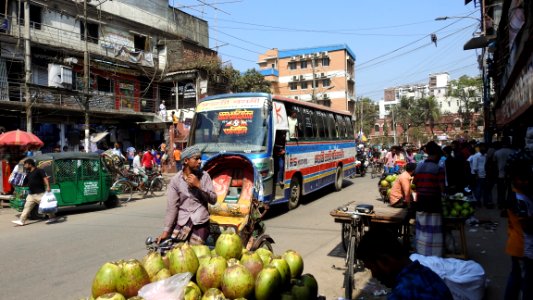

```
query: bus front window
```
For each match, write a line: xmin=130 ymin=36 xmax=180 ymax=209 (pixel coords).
xmin=191 ymin=108 xmax=269 ymax=153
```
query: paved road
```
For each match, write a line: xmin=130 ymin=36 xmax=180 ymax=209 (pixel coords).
xmin=0 ymin=174 xmax=509 ymax=299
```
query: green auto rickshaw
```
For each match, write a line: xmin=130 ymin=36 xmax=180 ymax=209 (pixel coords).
xmin=10 ymin=152 xmax=118 ymax=219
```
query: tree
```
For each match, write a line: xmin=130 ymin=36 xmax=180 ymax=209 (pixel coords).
xmin=354 ymin=97 xmax=379 ymax=137
xmin=415 ymin=96 xmax=441 ymax=138
xmin=448 ymin=75 xmax=483 ymax=130
xmin=231 ymin=69 xmax=271 ymax=93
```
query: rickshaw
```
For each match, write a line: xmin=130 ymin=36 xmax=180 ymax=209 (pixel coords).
xmin=146 ymin=153 xmax=274 ymax=252
xmin=203 ymin=153 xmax=274 ymax=250
xmin=10 ymin=152 xmax=118 ymax=219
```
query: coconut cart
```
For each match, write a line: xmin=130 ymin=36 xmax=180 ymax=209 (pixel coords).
xmin=203 ymin=153 xmax=274 ymax=251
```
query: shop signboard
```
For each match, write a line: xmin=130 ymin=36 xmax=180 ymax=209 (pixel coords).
xmin=496 ymin=52 xmax=533 ymax=126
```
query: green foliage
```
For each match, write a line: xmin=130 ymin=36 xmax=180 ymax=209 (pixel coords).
xmin=231 ymin=69 xmax=271 ymax=93
xmin=355 ymin=97 xmax=379 ymax=135
xmin=448 ymin=75 xmax=483 ymax=129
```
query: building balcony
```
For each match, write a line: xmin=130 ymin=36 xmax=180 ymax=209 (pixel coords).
xmin=259 ymin=68 xmax=279 ymax=77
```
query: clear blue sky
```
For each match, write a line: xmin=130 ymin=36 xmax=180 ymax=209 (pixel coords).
xmin=170 ymin=1 xmax=482 ymax=101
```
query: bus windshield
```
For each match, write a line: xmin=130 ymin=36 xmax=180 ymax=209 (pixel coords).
xmin=190 ymin=107 xmax=269 ymax=153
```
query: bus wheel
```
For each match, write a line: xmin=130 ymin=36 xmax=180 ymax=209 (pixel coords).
xmin=334 ymin=166 xmax=344 ymax=191
xmin=288 ymin=176 xmax=301 ymax=210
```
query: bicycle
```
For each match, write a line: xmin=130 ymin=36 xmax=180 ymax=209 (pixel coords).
xmin=111 ymin=169 xmax=166 ymax=203
xmin=369 ymin=160 xmax=384 ymax=179
xmin=339 ymin=204 xmax=374 ymax=300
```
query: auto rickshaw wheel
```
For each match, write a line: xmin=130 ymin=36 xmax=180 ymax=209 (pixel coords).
xmin=104 ymin=195 xmax=119 ymax=208
xmin=288 ymin=176 xmax=301 ymax=210
xmin=334 ymin=166 xmax=344 ymax=191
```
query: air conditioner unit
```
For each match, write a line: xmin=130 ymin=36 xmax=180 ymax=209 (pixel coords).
xmin=293 ymin=76 xmax=298 ymax=81
xmin=291 ymin=56 xmax=296 ymax=61
xmin=60 ymin=66 xmax=73 ymax=85
xmin=48 ymin=64 xmax=72 ymax=88
xmin=324 ymin=51 xmax=328 ymax=56
xmin=321 ymin=73 xmax=326 ymax=78
xmin=299 ymin=75 xmax=305 ymax=80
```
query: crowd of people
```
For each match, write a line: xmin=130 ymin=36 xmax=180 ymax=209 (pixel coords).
xmin=357 ymin=132 xmax=533 ymax=299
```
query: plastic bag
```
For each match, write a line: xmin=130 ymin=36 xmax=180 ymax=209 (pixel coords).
xmin=38 ymin=192 xmax=58 ymax=214
xmin=410 ymin=253 xmax=486 ymax=300
xmin=138 ymin=272 xmax=192 ymax=300
xmin=8 ymin=165 xmax=26 ymax=186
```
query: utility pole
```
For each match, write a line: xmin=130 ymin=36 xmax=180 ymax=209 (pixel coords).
xmin=24 ymin=0 xmax=32 ymax=132
xmin=83 ymin=0 xmax=90 ymax=152
xmin=311 ymin=55 xmax=316 ymax=103
xmin=392 ymin=105 xmax=397 ymax=145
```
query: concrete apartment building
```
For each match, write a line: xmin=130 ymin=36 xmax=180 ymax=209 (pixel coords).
xmin=0 ymin=0 xmax=220 ymax=152
xmin=258 ymin=44 xmax=356 ymax=114
xmin=373 ymin=72 xmax=483 ymax=143
xmin=378 ymin=73 xmax=462 ymax=118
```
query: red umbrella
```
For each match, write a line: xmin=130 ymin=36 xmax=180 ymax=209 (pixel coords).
xmin=0 ymin=129 xmax=44 ymax=147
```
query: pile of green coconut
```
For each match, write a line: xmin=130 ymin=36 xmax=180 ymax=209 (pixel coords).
xmin=87 ymin=231 xmax=318 ymax=300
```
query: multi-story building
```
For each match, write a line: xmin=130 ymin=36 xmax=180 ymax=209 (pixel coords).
xmin=257 ymin=45 xmax=356 ymax=113
xmin=378 ymin=73 xmax=460 ymax=118
xmin=373 ymin=72 xmax=483 ymax=144
xmin=0 ymin=0 xmax=221 ymax=152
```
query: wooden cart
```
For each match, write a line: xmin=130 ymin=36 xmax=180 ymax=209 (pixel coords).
xmin=330 ymin=200 xmax=411 ymax=251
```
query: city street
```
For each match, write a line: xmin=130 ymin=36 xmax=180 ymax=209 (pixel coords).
xmin=0 ymin=174 xmax=509 ymax=300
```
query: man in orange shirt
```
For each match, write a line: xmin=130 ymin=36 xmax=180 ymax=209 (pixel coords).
xmin=173 ymin=146 xmax=182 ymax=172
xmin=389 ymin=163 xmax=417 ymax=208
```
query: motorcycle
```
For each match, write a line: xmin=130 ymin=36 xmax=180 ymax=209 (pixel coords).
xmin=354 ymin=150 xmax=368 ymax=177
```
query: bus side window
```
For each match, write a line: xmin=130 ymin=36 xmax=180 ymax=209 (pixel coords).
xmin=344 ymin=116 xmax=354 ymax=138
xmin=303 ymin=108 xmax=315 ymax=140
xmin=336 ymin=114 xmax=346 ymax=138
xmin=314 ymin=111 xmax=326 ymax=139
xmin=326 ymin=113 xmax=336 ymax=139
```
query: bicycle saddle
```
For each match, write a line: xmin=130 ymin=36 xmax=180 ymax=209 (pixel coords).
xmin=355 ymin=204 xmax=374 ymax=214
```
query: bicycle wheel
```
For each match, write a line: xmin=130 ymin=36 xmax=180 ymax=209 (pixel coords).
xmin=112 ymin=180 xmax=134 ymax=203
xmin=344 ymin=234 xmax=356 ymax=300
xmin=341 ymin=223 xmax=350 ymax=252
xmin=148 ymin=177 xmax=166 ymax=197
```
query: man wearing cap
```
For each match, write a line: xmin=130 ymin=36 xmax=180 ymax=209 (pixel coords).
xmin=158 ymin=146 xmax=216 ymax=244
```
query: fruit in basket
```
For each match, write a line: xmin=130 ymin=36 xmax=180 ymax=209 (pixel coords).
xmin=116 ymin=259 xmax=151 ymax=298
xmin=201 ymin=288 xmax=225 ymax=300
xmin=95 ymin=293 xmax=126 ymax=300
xmin=410 ymin=183 xmax=416 ymax=190
xmin=387 ymin=188 xmax=392 ymax=197
xmin=283 ymin=250 xmax=304 ymax=278
xmin=241 ymin=251 xmax=264 ymax=279
xmin=215 ymin=231 xmax=244 ymax=260
xmin=151 ymin=268 xmax=171 ymax=282
xmin=196 ymin=255 xmax=227 ymax=292
xmin=385 ymin=175 xmax=395 ymax=183
xmin=270 ymin=256 xmax=291 ymax=288
xmin=192 ymin=244 xmax=212 ymax=259
xmin=221 ymin=263 xmax=254 ymax=299
xmin=184 ymin=281 xmax=202 ymax=300
xmin=450 ymin=209 xmax=459 ymax=217
xmin=300 ymin=273 xmax=318 ymax=298
xmin=380 ymin=180 xmax=389 ymax=188
xmin=255 ymin=247 xmax=273 ymax=265
xmin=168 ymin=242 xmax=200 ymax=275
xmin=92 ymin=262 xmax=122 ymax=298
xmin=142 ymin=252 xmax=165 ymax=280
xmin=254 ymin=265 xmax=282 ymax=300
xmin=289 ymin=278 xmax=312 ymax=300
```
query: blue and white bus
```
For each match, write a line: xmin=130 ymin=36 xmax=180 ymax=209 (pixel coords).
xmin=189 ymin=93 xmax=356 ymax=209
